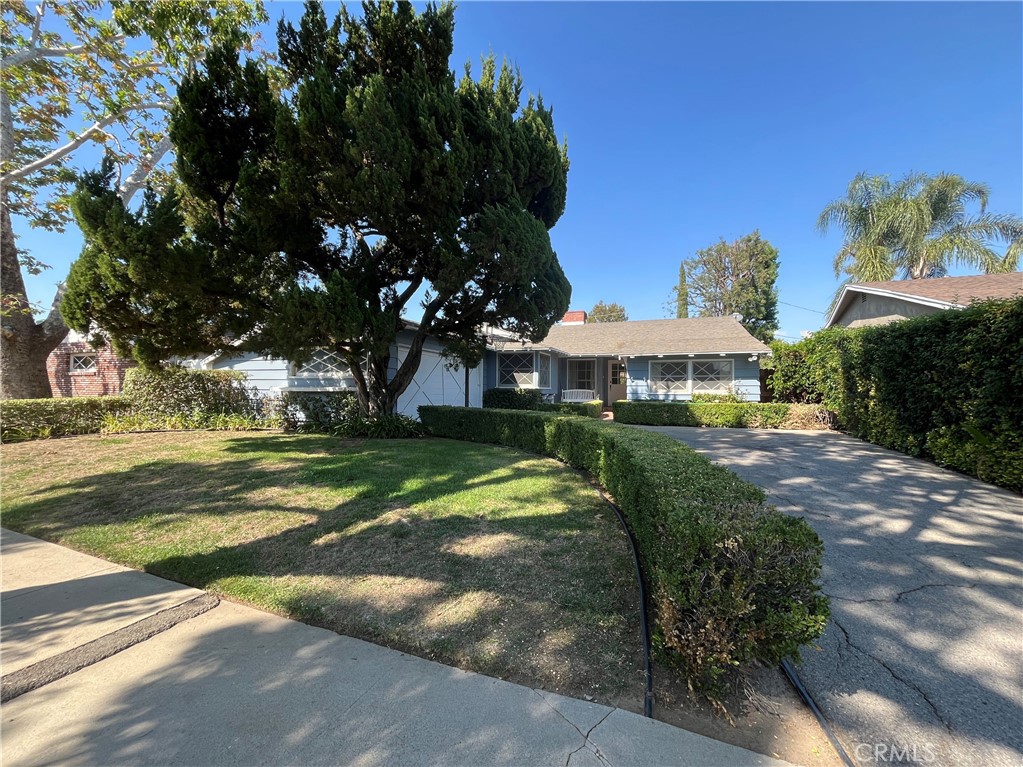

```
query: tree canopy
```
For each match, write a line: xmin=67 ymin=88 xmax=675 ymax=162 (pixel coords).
xmin=587 ymin=301 xmax=628 ymax=323
xmin=819 ymin=172 xmax=1023 ymax=284
xmin=683 ymin=231 xmax=779 ymax=343
xmin=65 ymin=0 xmax=572 ymax=417
xmin=0 ymin=0 xmax=266 ymax=399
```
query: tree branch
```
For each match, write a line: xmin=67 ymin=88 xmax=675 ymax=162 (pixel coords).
xmin=118 ymin=134 xmax=173 ymax=204
xmin=2 ymin=101 xmax=171 ymax=183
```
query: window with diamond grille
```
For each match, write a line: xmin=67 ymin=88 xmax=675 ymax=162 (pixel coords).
xmin=537 ymin=353 xmax=551 ymax=389
xmin=70 ymin=354 xmax=97 ymax=372
xmin=649 ymin=360 xmax=689 ymax=393
xmin=498 ymin=351 xmax=535 ymax=387
xmin=692 ymin=360 xmax=733 ymax=392
xmin=293 ymin=349 xmax=350 ymax=378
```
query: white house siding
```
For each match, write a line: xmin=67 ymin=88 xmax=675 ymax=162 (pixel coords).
xmin=207 ymin=331 xmax=481 ymax=418
xmin=624 ymin=354 xmax=761 ymax=402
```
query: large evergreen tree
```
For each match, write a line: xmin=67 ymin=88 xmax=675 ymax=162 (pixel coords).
xmin=65 ymin=1 xmax=572 ymax=417
xmin=682 ymin=231 xmax=779 ymax=343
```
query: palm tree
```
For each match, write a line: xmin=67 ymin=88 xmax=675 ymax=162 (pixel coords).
xmin=818 ymin=172 xmax=1023 ymax=283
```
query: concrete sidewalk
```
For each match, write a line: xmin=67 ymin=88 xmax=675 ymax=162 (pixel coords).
xmin=0 ymin=529 xmax=792 ymax=767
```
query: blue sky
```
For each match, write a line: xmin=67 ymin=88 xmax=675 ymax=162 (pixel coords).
xmin=17 ymin=1 xmax=1023 ymax=340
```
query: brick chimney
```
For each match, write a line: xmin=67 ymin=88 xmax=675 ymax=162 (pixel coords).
xmin=561 ymin=310 xmax=587 ymax=325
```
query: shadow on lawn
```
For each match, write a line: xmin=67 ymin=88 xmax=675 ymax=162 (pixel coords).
xmin=4 ymin=434 xmax=641 ymax=699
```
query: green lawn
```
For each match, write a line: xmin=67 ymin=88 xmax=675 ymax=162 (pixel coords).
xmin=1 ymin=431 xmax=641 ymax=701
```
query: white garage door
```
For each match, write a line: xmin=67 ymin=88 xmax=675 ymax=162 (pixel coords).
xmin=396 ymin=346 xmax=483 ymax=418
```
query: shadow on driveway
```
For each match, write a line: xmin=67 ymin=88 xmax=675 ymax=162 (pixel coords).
xmin=640 ymin=426 xmax=1023 ymax=767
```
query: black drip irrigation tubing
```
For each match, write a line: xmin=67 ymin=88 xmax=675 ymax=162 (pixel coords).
xmin=780 ymin=658 xmax=857 ymax=767
xmin=598 ymin=490 xmax=654 ymax=718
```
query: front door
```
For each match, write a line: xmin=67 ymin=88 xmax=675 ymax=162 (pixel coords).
xmin=607 ymin=360 xmax=628 ymax=404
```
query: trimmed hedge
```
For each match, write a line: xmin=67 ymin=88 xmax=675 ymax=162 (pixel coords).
xmin=482 ymin=387 xmax=544 ymax=410
xmin=483 ymin=387 xmax=603 ymax=418
xmin=771 ymin=299 xmax=1023 ymax=491
xmin=540 ymin=400 xmax=603 ymax=418
xmin=613 ymin=401 xmax=829 ymax=430
xmin=1 ymin=397 xmax=132 ymax=441
xmin=122 ymin=367 xmax=259 ymax=416
xmin=418 ymin=405 xmax=829 ymax=691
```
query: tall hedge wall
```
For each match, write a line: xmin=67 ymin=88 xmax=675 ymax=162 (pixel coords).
xmin=418 ymin=405 xmax=829 ymax=691
xmin=771 ymin=298 xmax=1023 ymax=490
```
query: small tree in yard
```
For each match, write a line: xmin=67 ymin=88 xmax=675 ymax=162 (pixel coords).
xmin=64 ymin=1 xmax=572 ymax=418
xmin=587 ymin=300 xmax=628 ymax=323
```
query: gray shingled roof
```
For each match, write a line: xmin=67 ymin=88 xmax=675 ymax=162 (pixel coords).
xmin=510 ymin=317 xmax=770 ymax=357
xmin=848 ymin=273 xmax=1023 ymax=304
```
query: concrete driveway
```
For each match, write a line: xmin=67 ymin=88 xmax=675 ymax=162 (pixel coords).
xmin=639 ymin=426 xmax=1023 ymax=767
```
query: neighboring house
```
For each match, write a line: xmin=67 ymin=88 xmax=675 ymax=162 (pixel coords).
xmin=484 ymin=312 xmax=771 ymax=404
xmin=46 ymin=331 xmax=137 ymax=397
xmin=195 ymin=323 xmax=483 ymax=417
xmin=825 ymin=273 xmax=1023 ymax=329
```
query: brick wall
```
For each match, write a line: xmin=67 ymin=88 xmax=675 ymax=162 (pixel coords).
xmin=47 ymin=341 xmax=137 ymax=397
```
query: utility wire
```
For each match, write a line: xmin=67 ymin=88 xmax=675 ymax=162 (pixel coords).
xmin=779 ymin=300 xmax=826 ymax=314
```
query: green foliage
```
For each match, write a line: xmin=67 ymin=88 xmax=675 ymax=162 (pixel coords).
xmin=279 ymin=391 xmax=362 ymax=432
xmin=673 ymin=262 xmax=689 ymax=318
xmin=483 ymin=388 xmax=545 ymax=410
xmin=483 ymin=388 xmax=602 ymax=417
xmin=587 ymin=301 xmax=628 ymax=323
xmin=770 ymin=299 xmax=1023 ymax=490
xmin=540 ymin=400 xmax=603 ymax=418
xmin=612 ymin=401 xmax=826 ymax=429
xmin=66 ymin=1 xmax=572 ymax=418
xmin=819 ymin=172 xmax=1022 ymax=284
xmin=418 ymin=406 xmax=829 ymax=691
xmin=338 ymin=413 xmax=425 ymax=439
xmin=1 ymin=397 xmax=132 ymax=441
xmin=101 ymin=411 xmax=274 ymax=434
xmin=122 ymin=367 xmax=260 ymax=417
xmin=683 ymin=231 xmax=780 ymax=343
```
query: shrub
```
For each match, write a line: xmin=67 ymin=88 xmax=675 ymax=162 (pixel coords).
xmin=769 ymin=299 xmax=1023 ymax=491
xmin=539 ymin=400 xmax=603 ymax=418
xmin=279 ymin=391 xmax=361 ymax=431
xmin=1 ymin=397 xmax=131 ymax=441
xmin=418 ymin=406 xmax=829 ymax=692
xmin=337 ymin=413 xmax=424 ymax=439
xmin=122 ymin=367 xmax=260 ymax=417
xmin=482 ymin=387 xmax=545 ymax=410
xmin=101 ymin=411 xmax=275 ymax=434
xmin=611 ymin=401 xmax=824 ymax=430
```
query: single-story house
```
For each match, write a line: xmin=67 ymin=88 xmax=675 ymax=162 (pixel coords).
xmin=825 ymin=272 xmax=1023 ymax=329
xmin=484 ymin=313 xmax=771 ymax=405
xmin=47 ymin=312 xmax=770 ymax=412
xmin=193 ymin=323 xmax=485 ymax=416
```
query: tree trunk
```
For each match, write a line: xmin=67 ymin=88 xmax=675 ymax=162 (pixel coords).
xmin=0 ymin=199 xmax=69 ymax=399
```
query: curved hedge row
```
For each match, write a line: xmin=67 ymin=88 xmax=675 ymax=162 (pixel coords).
xmin=419 ymin=405 xmax=829 ymax=691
